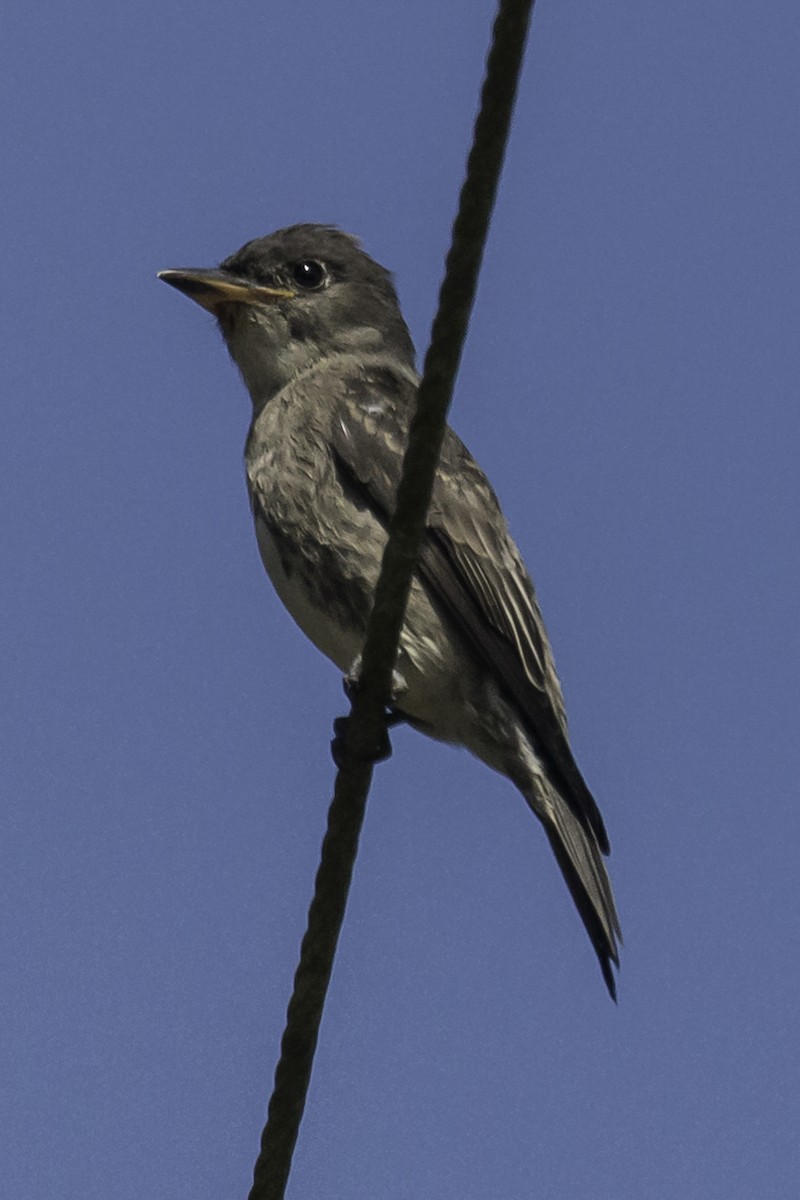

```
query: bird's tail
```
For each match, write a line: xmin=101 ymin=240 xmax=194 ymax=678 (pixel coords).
xmin=529 ymin=780 xmax=621 ymax=999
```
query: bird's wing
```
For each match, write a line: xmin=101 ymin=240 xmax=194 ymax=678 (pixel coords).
xmin=330 ymin=364 xmax=609 ymax=855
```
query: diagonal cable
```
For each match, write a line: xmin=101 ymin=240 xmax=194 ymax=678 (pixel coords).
xmin=247 ymin=2 xmax=536 ymax=1196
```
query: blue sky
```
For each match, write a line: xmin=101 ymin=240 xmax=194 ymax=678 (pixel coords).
xmin=3 ymin=2 xmax=799 ymax=1197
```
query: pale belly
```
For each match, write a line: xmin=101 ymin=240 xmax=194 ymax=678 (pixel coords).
xmin=252 ymin=511 xmax=482 ymax=747
xmin=253 ymin=512 xmax=363 ymax=672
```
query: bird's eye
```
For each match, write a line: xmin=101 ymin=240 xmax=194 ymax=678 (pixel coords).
xmin=291 ymin=260 xmax=327 ymax=290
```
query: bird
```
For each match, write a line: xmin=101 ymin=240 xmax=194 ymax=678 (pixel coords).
xmin=158 ymin=224 xmax=621 ymax=997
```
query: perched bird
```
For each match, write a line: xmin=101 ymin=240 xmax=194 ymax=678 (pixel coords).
xmin=159 ymin=224 xmax=621 ymax=996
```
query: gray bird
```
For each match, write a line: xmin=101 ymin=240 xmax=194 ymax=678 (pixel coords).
xmin=159 ymin=224 xmax=621 ymax=997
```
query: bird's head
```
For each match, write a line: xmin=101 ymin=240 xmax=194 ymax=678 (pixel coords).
xmin=158 ymin=224 xmax=416 ymax=410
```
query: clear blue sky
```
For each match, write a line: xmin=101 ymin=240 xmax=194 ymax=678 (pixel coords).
xmin=2 ymin=3 xmax=799 ymax=1197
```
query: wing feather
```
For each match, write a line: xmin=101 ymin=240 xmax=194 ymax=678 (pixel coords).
xmin=329 ymin=364 xmax=610 ymax=854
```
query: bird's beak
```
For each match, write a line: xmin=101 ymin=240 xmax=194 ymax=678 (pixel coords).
xmin=157 ymin=268 xmax=295 ymax=314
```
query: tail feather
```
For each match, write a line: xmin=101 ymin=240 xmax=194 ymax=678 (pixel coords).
xmin=533 ymin=784 xmax=621 ymax=1000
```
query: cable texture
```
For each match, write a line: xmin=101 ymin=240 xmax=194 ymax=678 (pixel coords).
xmin=248 ymin=3 xmax=536 ymax=1195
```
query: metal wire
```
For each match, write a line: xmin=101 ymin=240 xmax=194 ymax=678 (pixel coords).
xmin=248 ymin=2 xmax=536 ymax=1195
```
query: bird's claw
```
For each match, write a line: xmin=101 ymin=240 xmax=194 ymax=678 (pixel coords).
xmin=343 ymin=656 xmax=409 ymax=705
xmin=332 ymin=658 xmax=409 ymax=767
xmin=331 ymin=714 xmax=393 ymax=769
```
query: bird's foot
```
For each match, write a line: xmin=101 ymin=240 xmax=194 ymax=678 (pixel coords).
xmin=330 ymin=715 xmax=393 ymax=768
xmin=343 ymin=656 xmax=409 ymax=706
xmin=331 ymin=659 xmax=409 ymax=768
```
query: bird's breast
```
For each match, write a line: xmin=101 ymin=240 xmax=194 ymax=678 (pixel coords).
xmin=252 ymin=510 xmax=363 ymax=672
xmin=246 ymin=405 xmax=385 ymax=671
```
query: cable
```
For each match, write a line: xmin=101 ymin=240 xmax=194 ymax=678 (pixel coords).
xmin=248 ymin=3 xmax=536 ymax=1195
